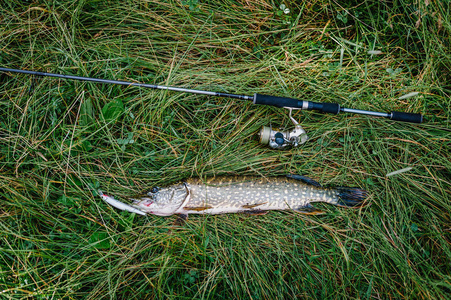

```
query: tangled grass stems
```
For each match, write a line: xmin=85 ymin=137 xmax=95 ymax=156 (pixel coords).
xmin=0 ymin=0 xmax=450 ymax=298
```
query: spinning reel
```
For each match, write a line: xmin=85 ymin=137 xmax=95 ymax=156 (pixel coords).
xmin=258 ymin=108 xmax=309 ymax=150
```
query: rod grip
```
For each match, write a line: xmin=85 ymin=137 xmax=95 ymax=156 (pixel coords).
xmin=390 ymin=111 xmax=423 ymax=123
xmin=309 ymin=102 xmax=341 ymax=114
xmin=253 ymin=93 xmax=304 ymax=108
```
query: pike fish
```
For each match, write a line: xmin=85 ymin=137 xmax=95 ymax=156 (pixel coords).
xmin=100 ymin=175 xmax=368 ymax=216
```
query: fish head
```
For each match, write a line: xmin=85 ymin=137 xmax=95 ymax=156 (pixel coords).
xmin=131 ymin=184 xmax=187 ymax=216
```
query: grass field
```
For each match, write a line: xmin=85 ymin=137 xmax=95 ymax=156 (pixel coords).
xmin=0 ymin=0 xmax=450 ymax=299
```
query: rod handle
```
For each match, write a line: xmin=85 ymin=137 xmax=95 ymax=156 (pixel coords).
xmin=308 ymin=101 xmax=340 ymax=114
xmin=253 ymin=93 xmax=304 ymax=109
xmin=253 ymin=94 xmax=342 ymax=114
xmin=390 ymin=111 xmax=423 ymax=123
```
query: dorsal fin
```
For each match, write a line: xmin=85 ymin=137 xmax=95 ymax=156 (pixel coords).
xmin=287 ymin=174 xmax=322 ymax=187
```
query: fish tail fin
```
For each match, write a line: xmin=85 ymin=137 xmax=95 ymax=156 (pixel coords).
xmin=334 ymin=187 xmax=368 ymax=208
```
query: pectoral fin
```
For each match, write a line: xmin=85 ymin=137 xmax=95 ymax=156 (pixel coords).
xmin=242 ymin=202 xmax=267 ymax=209
xmin=287 ymin=175 xmax=322 ymax=187
xmin=183 ymin=206 xmax=213 ymax=211
xmin=293 ymin=204 xmax=325 ymax=215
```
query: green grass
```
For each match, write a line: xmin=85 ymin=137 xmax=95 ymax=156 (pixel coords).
xmin=0 ymin=0 xmax=450 ymax=298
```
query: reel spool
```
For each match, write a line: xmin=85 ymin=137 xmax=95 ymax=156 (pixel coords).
xmin=259 ymin=125 xmax=309 ymax=149
xmin=258 ymin=108 xmax=309 ymax=150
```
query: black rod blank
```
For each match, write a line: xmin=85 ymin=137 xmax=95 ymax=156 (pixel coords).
xmin=0 ymin=67 xmax=423 ymax=123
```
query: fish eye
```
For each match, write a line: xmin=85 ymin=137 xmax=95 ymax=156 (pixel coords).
xmin=150 ymin=187 xmax=159 ymax=193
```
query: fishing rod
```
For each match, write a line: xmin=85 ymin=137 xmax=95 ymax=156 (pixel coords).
xmin=0 ymin=67 xmax=423 ymax=149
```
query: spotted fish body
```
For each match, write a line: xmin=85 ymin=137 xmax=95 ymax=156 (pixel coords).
xmin=129 ymin=175 xmax=368 ymax=216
